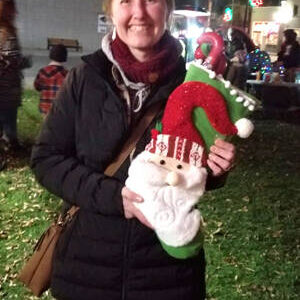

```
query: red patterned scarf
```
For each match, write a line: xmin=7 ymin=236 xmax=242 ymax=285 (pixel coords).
xmin=111 ymin=31 xmax=182 ymax=84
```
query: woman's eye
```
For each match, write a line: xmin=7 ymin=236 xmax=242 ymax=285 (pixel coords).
xmin=160 ymin=160 xmax=165 ymax=165
xmin=177 ymin=164 xmax=183 ymax=170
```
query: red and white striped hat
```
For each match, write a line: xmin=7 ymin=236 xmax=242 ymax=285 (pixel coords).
xmin=146 ymin=130 xmax=205 ymax=168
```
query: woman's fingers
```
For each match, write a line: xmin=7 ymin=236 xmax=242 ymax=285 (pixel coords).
xmin=208 ymin=152 xmax=232 ymax=171
xmin=122 ymin=198 xmax=134 ymax=219
xmin=121 ymin=187 xmax=152 ymax=229
xmin=206 ymin=158 xmax=223 ymax=176
xmin=208 ymin=139 xmax=236 ymax=176
xmin=210 ymin=139 xmax=235 ymax=162
xmin=121 ymin=186 xmax=143 ymax=203
xmin=132 ymin=207 xmax=153 ymax=229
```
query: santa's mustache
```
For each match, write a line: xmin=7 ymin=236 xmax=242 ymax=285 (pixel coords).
xmin=132 ymin=178 xmax=203 ymax=247
xmin=126 ymin=152 xmax=207 ymax=247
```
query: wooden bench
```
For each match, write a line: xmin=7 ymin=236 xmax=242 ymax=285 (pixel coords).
xmin=47 ymin=37 xmax=82 ymax=51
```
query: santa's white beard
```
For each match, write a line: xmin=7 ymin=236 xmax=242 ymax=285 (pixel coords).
xmin=126 ymin=151 xmax=207 ymax=247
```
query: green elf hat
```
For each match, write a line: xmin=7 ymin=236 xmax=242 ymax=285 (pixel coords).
xmin=185 ymin=62 xmax=258 ymax=152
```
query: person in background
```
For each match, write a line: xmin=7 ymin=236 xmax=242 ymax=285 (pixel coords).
xmin=225 ymin=48 xmax=248 ymax=90
xmin=31 ymin=0 xmax=236 ymax=299
xmin=223 ymin=26 xmax=257 ymax=89
xmin=0 ymin=0 xmax=30 ymax=150
xmin=278 ymin=29 xmax=300 ymax=82
xmin=34 ymin=44 xmax=68 ymax=117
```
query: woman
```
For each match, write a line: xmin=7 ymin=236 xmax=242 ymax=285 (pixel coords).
xmin=31 ymin=0 xmax=235 ymax=299
xmin=0 ymin=0 xmax=23 ymax=148
xmin=278 ymin=29 xmax=300 ymax=82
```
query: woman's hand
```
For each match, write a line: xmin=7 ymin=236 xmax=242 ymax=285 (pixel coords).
xmin=121 ymin=187 xmax=153 ymax=229
xmin=207 ymin=139 xmax=236 ymax=176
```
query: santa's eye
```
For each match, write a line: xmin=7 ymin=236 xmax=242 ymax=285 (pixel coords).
xmin=177 ymin=164 xmax=183 ymax=169
xmin=160 ymin=160 xmax=165 ymax=165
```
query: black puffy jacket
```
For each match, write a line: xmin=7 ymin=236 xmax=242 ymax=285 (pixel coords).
xmin=0 ymin=35 xmax=22 ymax=110
xmin=31 ymin=50 xmax=206 ymax=300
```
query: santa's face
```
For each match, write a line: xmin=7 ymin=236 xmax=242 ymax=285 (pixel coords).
xmin=148 ymin=154 xmax=191 ymax=186
xmin=126 ymin=151 xmax=207 ymax=247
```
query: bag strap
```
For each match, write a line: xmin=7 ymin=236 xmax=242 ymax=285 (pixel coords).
xmin=104 ymin=101 xmax=163 ymax=177
xmin=64 ymin=101 xmax=163 ymax=217
xmin=57 ymin=205 xmax=80 ymax=226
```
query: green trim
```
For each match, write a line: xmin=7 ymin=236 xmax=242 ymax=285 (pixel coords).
xmin=159 ymin=229 xmax=204 ymax=259
xmin=193 ymin=107 xmax=225 ymax=153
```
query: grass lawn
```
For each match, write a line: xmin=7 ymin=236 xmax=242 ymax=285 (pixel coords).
xmin=0 ymin=90 xmax=299 ymax=299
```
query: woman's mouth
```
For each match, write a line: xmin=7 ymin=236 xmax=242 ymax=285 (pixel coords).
xmin=129 ymin=25 xmax=150 ymax=33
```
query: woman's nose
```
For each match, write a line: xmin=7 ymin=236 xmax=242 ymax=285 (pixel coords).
xmin=166 ymin=171 xmax=180 ymax=186
xmin=132 ymin=0 xmax=147 ymax=18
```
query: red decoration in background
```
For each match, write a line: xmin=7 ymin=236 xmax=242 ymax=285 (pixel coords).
xmin=249 ymin=0 xmax=264 ymax=7
xmin=195 ymin=32 xmax=227 ymax=75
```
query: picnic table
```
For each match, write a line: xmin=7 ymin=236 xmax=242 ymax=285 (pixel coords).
xmin=47 ymin=38 xmax=82 ymax=51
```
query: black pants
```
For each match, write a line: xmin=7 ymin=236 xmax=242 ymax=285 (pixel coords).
xmin=0 ymin=108 xmax=18 ymax=144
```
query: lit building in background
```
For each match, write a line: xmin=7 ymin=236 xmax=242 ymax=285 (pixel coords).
xmin=170 ymin=1 xmax=300 ymax=61
xmin=251 ymin=0 xmax=300 ymax=55
xmin=251 ymin=21 xmax=281 ymax=53
xmin=171 ymin=9 xmax=210 ymax=62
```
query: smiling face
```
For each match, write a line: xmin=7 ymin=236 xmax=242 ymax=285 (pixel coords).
xmin=110 ymin=0 xmax=169 ymax=61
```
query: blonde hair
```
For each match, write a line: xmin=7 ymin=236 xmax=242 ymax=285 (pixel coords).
xmin=102 ymin=0 xmax=174 ymax=18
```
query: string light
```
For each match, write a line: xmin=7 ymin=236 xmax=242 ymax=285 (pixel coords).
xmin=247 ymin=49 xmax=272 ymax=74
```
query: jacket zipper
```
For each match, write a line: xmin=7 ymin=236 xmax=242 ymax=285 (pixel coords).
xmin=122 ymin=219 xmax=132 ymax=300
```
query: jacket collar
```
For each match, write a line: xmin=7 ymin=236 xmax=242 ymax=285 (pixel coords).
xmin=81 ymin=47 xmax=187 ymax=110
xmin=81 ymin=49 xmax=112 ymax=79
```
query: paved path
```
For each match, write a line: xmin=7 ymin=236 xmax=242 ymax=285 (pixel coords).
xmin=22 ymin=48 xmax=89 ymax=88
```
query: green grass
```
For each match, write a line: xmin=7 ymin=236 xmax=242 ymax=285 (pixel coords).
xmin=0 ymin=90 xmax=299 ymax=299
xmin=201 ymin=118 xmax=300 ymax=299
xmin=0 ymin=90 xmax=59 ymax=300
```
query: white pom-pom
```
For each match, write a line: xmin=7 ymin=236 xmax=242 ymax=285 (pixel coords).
xmin=224 ymin=81 xmax=231 ymax=88
xmin=209 ymin=71 xmax=216 ymax=79
xmin=248 ymin=104 xmax=255 ymax=111
xmin=235 ymin=118 xmax=254 ymax=138
xmin=243 ymin=100 xmax=250 ymax=107
xmin=195 ymin=59 xmax=203 ymax=67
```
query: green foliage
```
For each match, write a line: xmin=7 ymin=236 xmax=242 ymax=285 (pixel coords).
xmin=0 ymin=90 xmax=58 ymax=300
xmin=200 ymin=117 xmax=300 ymax=299
xmin=0 ymin=91 xmax=299 ymax=299
xmin=18 ymin=90 xmax=43 ymax=145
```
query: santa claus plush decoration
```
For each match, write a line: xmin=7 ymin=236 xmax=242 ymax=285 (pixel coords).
xmin=125 ymin=32 xmax=257 ymax=259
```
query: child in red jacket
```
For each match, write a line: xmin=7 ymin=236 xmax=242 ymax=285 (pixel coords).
xmin=34 ymin=44 xmax=68 ymax=117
